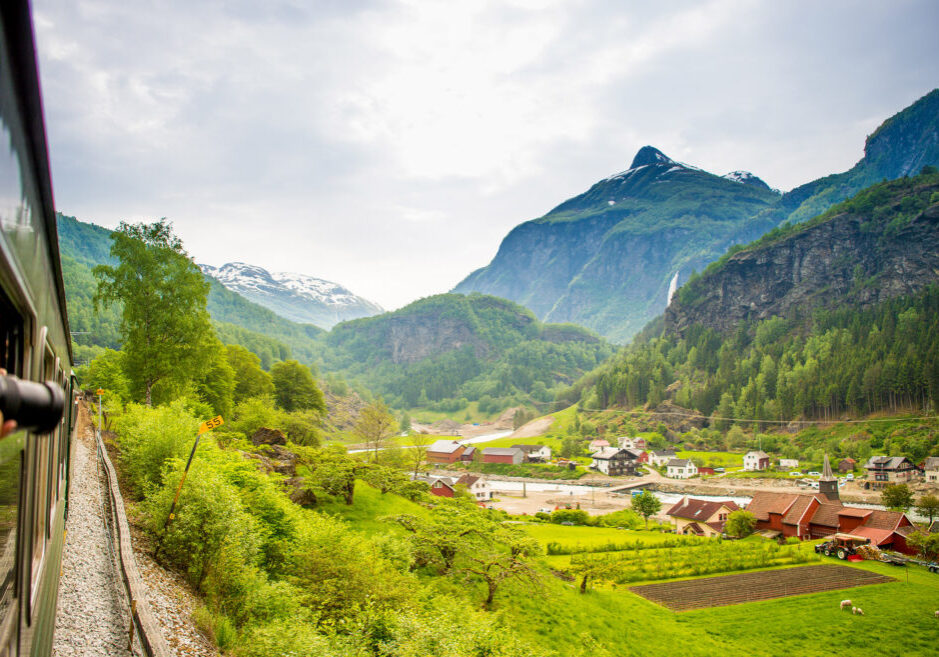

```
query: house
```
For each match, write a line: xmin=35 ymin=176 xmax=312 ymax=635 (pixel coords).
xmin=512 ymin=444 xmax=552 ymax=463
xmin=588 ymin=439 xmax=610 ymax=452
xmin=482 ymin=447 xmax=524 ymax=465
xmin=698 ymin=467 xmax=716 ymax=476
xmin=666 ymin=497 xmax=740 ymax=537
xmin=779 ymin=458 xmax=799 ymax=469
xmin=455 ymin=474 xmax=492 ymax=501
xmin=618 ymin=436 xmax=647 ymax=450
xmin=923 ymin=457 xmax=939 ymax=483
xmin=623 ymin=448 xmax=648 ymax=464
xmin=666 ymin=458 xmax=698 ymax=479
xmin=459 ymin=445 xmax=476 ymax=462
xmin=743 ymin=450 xmax=770 ymax=471
xmin=590 ymin=448 xmax=638 ymax=476
xmin=838 ymin=457 xmax=857 ymax=473
xmin=649 ymin=450 xmax=677 ymax=467
xmin=745 ymin=490 xmax=918 ymax=554
xmin=410 ymin=475 xmax=456 ymax=497
xmin=426 ymin=440 xmax=465 ymax=464
xmin=863 ymin=456 xmax=919 ymax=485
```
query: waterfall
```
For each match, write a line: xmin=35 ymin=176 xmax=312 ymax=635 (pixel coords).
xmin=667 ymin=271 xmax=679 ymax=305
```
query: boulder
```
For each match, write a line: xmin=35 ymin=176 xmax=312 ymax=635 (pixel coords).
xmin=251 ymin=427 xmax=287 ymax=446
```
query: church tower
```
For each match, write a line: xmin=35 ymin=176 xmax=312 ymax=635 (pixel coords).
xmin=818 ymin=454 xmax=839 ymax=502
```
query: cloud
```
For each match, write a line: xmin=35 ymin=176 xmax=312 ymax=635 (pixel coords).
xmin=32 ymin=0 xmax=939 ymax=310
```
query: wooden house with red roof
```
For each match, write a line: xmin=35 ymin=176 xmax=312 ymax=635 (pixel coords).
xmin=666 ymin=497 xmax=740 ymax=537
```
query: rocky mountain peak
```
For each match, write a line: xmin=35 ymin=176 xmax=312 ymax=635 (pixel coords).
xmin=722 ymin=170 xmax=774 ymax=192
xmin=630 ymin=145 xmax=675 ymax=169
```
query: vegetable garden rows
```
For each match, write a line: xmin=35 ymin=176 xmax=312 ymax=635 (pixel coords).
xmin=630 ymin=564 xmax=896 ymax=610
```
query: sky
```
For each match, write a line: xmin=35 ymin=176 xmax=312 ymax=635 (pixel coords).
xmin=32 ymin=0 xmax=939 ymax=311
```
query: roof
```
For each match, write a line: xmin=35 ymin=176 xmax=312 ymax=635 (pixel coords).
xmin=839 ymin=457 xmax=857 ymax=464
xmin=836 ymin=507 xmax=873 ymax=518
xmin=592 ymin=447 xmax=627 ymax=460
xmin=461 ymin=445 xmax=476 ymax=456
xmin=428 ymin=440 xmax=463 ymax=454
xmin=745 ymin=492 xmax=799 ymax=521
xmin=781 ymin=495 xmax=816 ymax=526
xmin=624 ymin=448 xmax=645 ymax=459
xmin=746 ymin=450 xmax=769 ymax=459
xmin=666 ymin=497 xmax=739 ymax=521
xmin=483 ymin=447 xmax=524 ymax=456
xmin=850 ymin=526 xmax=895 ymax=546
xmin=864 ymin=455 xmax=914 ymax=471
xmin=651 ymin=450 xmax=676 ymax=457
xmin=589 ymin=439 xmax=610 ymax=446
xmin=667 ymin=458 xmax=692 ymax=467
xmin=512 ymin=444 xmax=546 ymax=453
xmin=924 ymin=457 xmax=939 ymax=470
xmin=862 ymin=509 xmax=905 ymax=531
xmin=809 ymin=500 xmax=844 ymax=527
xmin=455 ymin=474 xmax=482 ymax=487
xmin=684 ymin=522 xmax=704 ymax=535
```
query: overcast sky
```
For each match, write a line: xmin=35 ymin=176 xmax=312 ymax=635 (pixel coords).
xmin=33 ymin=0 xmax=939 ymax=311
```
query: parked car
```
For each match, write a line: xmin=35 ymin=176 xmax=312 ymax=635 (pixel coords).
xmin=927 ymin=562 xmax=939 ymax=574
xmin=846 ymin=473 xmax=854 ymax=481
xmin=788 ymin=471 xmax=802 ymax=476
xmin=808 ymin=471 xmax=822 ymax=477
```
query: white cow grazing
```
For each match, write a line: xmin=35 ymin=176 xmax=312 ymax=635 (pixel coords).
xmin=840 ymin=600 xmax=852 ymax=610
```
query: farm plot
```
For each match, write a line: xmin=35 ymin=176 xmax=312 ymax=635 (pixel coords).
xmin=630 ymin=564 xmax=895 ymax=611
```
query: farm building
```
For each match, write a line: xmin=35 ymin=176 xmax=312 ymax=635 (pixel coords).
xmin=779 ymin=458 xmax=799 ymax=469
xmin=838 ymin=457 xmax=857 ymax=473
xmin=923 ymin=457 xmax=939 ymax=483
xmin=454 ymin=474 xmax=491 ymax=501
xmin=863 ymin=456 xmax=919 ymax=486
xmin=618 ymin=436 xmax=648 ymax=450
xmin=482 ymin=447 xmax=524 ymax=465
xmin=459 ymin=445 xmax=476 ymax=462
xmin=512 ymin=444 xmax=552 ymax=462
xmin=649 ymin=450 xmax=677 ymax=467
xmin=743 ymin=450 xmax=770 ymax=471
xmin=623 ymin=448 xmax=648 ymax=463
xmin=745 ymin=491 xmax=917 ymax=554
xmin=666 ymin=497 xmax=740 ymax=537
xmin=590 ymin=448 xmax=638 ymax=476
xmin=426 ymin=440 xmax=465 ymax=464
xmin=411 ymin=475 xmax=456 ymax=497
xmin=666 ymin=458 xmax=698 ymax=479
xmin=698 ymin=467 xmax=716 ymax=475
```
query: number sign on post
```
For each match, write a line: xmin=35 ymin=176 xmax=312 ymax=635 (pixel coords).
xmin=161 ymin=416 xmax=225 ymax=532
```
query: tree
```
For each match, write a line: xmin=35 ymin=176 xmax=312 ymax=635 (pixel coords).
xmin=79 ymin=349 xmax=130 ymax=402
xmin=881 ymin=483 xmax=915 ymax=512
xmin=353 ymin=399 xmax=396 ymax=462
xmin=93 ymin=220 xmax=213 ymax=405
xmin=460 ymin=527 xmax=541 ymax=609
xmin=225 ymin=344 xmax=274 ymax=401
xmin=408 ymin=432 xmax=433 ymax=476
xmin=631 ymin=490 xmax=662 ymax=529
xmin=391 ymin=504 xmax=495 ymax=573
xmin=270 ymin=360 xmax=325 ymax=413
xmin=301 ymin=445 xmax=363 ymax=505
xmin=724 ymin=510 xmax=756 ymax=538
xmin=915 ymin=494 xmax=939 ymax=524
xmin=905 ymin=530 xmax=939 ymax=561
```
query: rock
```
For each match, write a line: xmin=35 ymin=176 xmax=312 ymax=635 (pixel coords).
xmin=251 ymin=427 xmax=287 ymax=446
xmin=286 ymin=477 xmax=317 ymax=506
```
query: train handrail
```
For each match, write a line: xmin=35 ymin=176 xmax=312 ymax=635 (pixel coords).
xmin=95 ymin=429 xmax=172 ymax=657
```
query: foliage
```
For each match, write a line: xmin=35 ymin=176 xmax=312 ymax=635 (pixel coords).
xmin=550 ymin=509 xmax=591 ymax=525
xmin=631 ymin=490 xmax=662 ymax=528
xmin=226 ymin=344 xmax=274 ymax=400
xmin=915 ymin=494 xmax=939 ymax=524
xmin=881 ymin=484 xmax=915 ymax=512
xmin=76 ymin=349 xmax=131 ymax=402
xmin=905 ymin=530 xmax=939 ymax=561
xmin=93 ymin=219 xmax=214 ymax=405
xmin=352 ymin=399 xmax=396 ymax=460
xmin=270 ymin=360 xmax=326 ymax=413
xmin=724 ymin=510 xmax=756 ymax=538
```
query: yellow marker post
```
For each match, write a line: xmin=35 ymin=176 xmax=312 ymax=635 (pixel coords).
xmin=161 ymin=416 xmax=225 ymax=532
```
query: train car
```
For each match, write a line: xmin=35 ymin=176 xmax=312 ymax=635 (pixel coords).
xmin=0 ymin=2 xmax=76 ymax=656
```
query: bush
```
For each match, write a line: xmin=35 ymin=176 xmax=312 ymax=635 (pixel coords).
xmin=550 ymin=509 xmax=590 ymax=525
xmin=193 ymin=606 xmax=237 ymax=651
xmin=113 ymin=400 xmax=200 ymax=494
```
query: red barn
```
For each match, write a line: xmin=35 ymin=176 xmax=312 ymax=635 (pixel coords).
xmin=428 ymin=477 xmax=455 ymax=498
xmin=426 ymin=440 xmax=465 ymax=464
xmin=482 ymin=447 xmax=524 ymax=465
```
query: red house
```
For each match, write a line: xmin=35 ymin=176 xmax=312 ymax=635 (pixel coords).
xmin=427 ymin=440 xmax=465 ymax=464
xmin=427 ymin=477 xmax=455 ymax=497
xmin=482 ymin=447 xmax=524 ymax=464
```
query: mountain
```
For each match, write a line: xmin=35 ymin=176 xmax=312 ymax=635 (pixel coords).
xmin=453 ymin=146 xmax=781 ymax=342
xmin=319 ymin=293 xmax=613 ymax=409
xmin=56 ymin=214 xmax=325 ymax=367
xmin=666 ymin=170 xmax=939 ymax=336
xmin=200 ymin=262 xmax=382 ymax=329
xmin=563 ymin=171 xmax=939 ymax=425
xmin=765 ymin=88 xmax=939 ymax=227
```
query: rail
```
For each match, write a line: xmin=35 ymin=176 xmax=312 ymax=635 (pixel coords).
xmin=95 ymin=429 xmax=172 ymax=657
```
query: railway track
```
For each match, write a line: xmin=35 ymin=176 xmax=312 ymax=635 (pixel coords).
xmin=53 ymin=409 xmax=171 ymax=656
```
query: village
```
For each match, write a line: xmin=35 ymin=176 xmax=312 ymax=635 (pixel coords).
xmin=414 ymin=435 xmax=939 ymax=557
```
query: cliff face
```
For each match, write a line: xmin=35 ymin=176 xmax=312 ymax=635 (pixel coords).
xmin=665 ymin=177 xmax=939 ymax=336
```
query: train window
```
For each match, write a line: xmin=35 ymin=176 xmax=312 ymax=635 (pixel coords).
xmin=29 ymin=341 xmax=54 ymax=581
xmin=0 ymin=293 xmax=22 ymax=642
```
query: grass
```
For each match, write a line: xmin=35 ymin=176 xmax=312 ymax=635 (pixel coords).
xmin=523 ymin=524 xmax=679 ymax=550
xmin=316 ymin=481 xmax=429 ymax=535
xmin=676 ymin=450 xmax=743 ymax=467
xmin=409 ymin=401 xmax=497 ymax=425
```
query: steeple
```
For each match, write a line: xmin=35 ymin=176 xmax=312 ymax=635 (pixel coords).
xmin=819 ymin=454 xmax=839 ymax=502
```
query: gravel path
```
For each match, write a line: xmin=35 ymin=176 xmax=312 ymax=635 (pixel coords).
xmin=53 ymin=424 xmax=134 ymax=656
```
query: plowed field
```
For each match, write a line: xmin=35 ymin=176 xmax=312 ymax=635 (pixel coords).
xmin=630 ymin=564 xmax=894 ymax=611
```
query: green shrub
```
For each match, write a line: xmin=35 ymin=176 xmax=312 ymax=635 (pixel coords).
xmin=193 ymin=606 xmax=237 ymax=651
xmin=550 ymin=509 xmax=590 ymax=525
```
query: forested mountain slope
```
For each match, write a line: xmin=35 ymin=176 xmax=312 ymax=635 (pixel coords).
xmin=454 ymin=146 xmax=780 ymax=342
xmin=561 ymin=172 xmax=939 ymax=429
xmin=321 ymin=293 xmax=613 ymax=409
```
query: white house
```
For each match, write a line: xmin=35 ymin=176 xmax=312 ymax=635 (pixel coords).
xmin=455 ymin=474 xmax=492 ymax=501
xmin=512 ymin=444 xmax=552 ymax=462
xmin=743 ymin=450 xmax=770 ymax=471
xmin=591 ymin=448 xmax=637 ymax=476
xmin=666 ymin=458 xmax=698 ymax=479
xmin=649 ymin=450 xmax=677 ymax=467
xmin=588 ymin=439 xmax=610 ymax=452
xmin=922 ymin=457 xmax=939 ymax=483
xmin=779 ymin=458 xmax=799 ymax=469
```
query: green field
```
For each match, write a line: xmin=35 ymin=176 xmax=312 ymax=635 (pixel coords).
xmin=676 ymin=450 xmax=743 ymax=467
xmin=523 ymin=523 xmax=680 ymax=550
